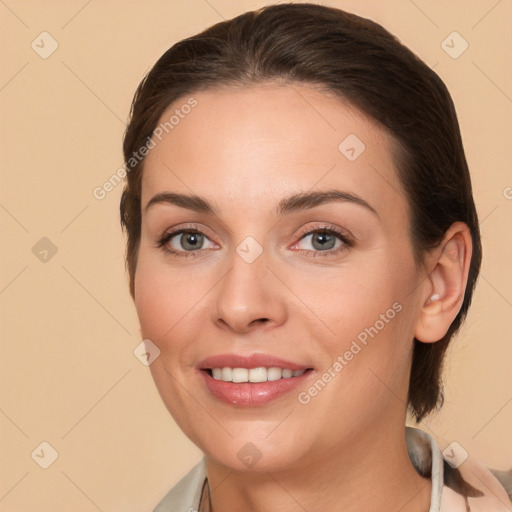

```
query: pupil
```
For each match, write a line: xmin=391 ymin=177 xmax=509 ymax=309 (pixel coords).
xmin=182 ymin=232 xmax=202 ymax=251
xmin=313 ymin=232 xmax=335 ymax=250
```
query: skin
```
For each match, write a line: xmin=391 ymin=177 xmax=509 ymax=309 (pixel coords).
xmin=134 ymin=84 xmax=472 ymax=512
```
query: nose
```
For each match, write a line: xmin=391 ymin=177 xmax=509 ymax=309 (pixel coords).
xmin=211 ymin=249 xmax=287 ymax=335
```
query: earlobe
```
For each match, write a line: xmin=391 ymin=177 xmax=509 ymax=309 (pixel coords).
xmin=414 ymin=222 xmax=473 ymax=343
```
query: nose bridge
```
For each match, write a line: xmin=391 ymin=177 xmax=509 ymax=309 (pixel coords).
xmin=212 ymin=239 xmax=286 ymax=332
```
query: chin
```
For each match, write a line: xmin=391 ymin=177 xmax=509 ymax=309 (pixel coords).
xmin=196 ymin=428 xmax=312 ymax=474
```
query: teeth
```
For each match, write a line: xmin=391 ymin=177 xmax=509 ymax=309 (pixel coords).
xmin=232 ymin=368 xmax=248 ymax=383
xmin=248 ymin=367 xmax=267 ymax=383
xmin=267 ymin=367 xmax=282 ymax=381
xmin=221 ymin=367 xmax=232 ymax=381
xmin=211 ymin=366 xmax=306 ymax=383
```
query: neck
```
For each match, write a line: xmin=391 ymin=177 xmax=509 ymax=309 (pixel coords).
xmin=204 ymin=422 xmax=431 ymax=512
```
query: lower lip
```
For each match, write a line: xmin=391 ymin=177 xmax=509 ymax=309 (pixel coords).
xmin=200 ymin=369 xmax=313 ymax=407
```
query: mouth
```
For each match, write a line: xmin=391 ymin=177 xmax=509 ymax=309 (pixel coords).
xmin=198 ymin=354 xmax=315 ymax=406
xmin=205 ymin=367 xmax=308 ymax=382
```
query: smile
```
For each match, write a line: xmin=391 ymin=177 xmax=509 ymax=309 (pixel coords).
xmin=209 ymin=367 xmax=306 ymax=382
xmin=198 ymin=354 xmax=314 ymax=406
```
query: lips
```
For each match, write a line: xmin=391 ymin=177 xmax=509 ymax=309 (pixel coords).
xmin=198 ymin=353 xmax=314 ymax=406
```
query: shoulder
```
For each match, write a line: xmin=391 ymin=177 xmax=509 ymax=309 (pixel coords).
xmin=406 ymin=427 xmax=511 ymax=511
xmin=153 ymin=458 xmax=206 ymax=512
xmin=443 ymin=455 xmax=512 ymax=512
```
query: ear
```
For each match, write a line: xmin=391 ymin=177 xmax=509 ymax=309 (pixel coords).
xmin=415 ymin=222 xmax=473 ymax=343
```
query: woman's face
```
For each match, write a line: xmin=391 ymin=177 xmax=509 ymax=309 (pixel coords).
xmin=134 ymin=84 xmax=430 ymax=472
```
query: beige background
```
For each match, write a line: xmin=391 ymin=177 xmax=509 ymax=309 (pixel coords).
xmin=0 ymin=0 xmax=511 ymax=510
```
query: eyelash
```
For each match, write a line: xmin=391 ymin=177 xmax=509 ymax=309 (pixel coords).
xmin=156 ymin=224 xmax=354 ymax=259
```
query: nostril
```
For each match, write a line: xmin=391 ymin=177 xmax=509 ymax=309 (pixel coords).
xmin=253 ymin=318 xmax=269 ymax=325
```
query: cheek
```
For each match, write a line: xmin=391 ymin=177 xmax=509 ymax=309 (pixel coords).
xmin=133 ymin=254 xmax=213 ymax=439
xmin=133 ymin=250 xmax=219 ymax=365
xmin=134 ymin=253 xmax=191 ymax=347
xmin=134 ymin=261 xmax=170 ymax=340
xmin=291 ymin=257 xmax=411 ymax=341
xmin=292 ymin=251 xmax=419 ymax=397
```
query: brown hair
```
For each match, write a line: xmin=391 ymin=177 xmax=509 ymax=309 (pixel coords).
xmin=120 ymin=3 xmax=482 ymax=421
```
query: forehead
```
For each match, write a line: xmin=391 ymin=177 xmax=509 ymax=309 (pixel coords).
xmin=141 ymin=84 xmax=407 ymax=221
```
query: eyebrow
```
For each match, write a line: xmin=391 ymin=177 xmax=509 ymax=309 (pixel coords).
xmin=144 ymin=190 xmax=378 ymax=217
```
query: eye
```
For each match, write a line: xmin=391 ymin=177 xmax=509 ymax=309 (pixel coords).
xmin=158 ymin=228 xmax=217 ymax=256
xmin=291 ymin=226 xmax=353 ymax=257
xmin=157 ymin=225 xmax=353 ymax=258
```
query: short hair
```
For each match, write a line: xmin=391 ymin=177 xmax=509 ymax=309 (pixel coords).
xmin=120 ymin=3 xmax=482 ymax=422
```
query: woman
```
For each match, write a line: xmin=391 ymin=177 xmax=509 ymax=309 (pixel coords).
xmin=120 ymin=3 xmax=511 ymax=511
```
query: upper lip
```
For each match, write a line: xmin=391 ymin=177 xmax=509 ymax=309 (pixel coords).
xmin=198 ymin=353 xmax=312 ymax=371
